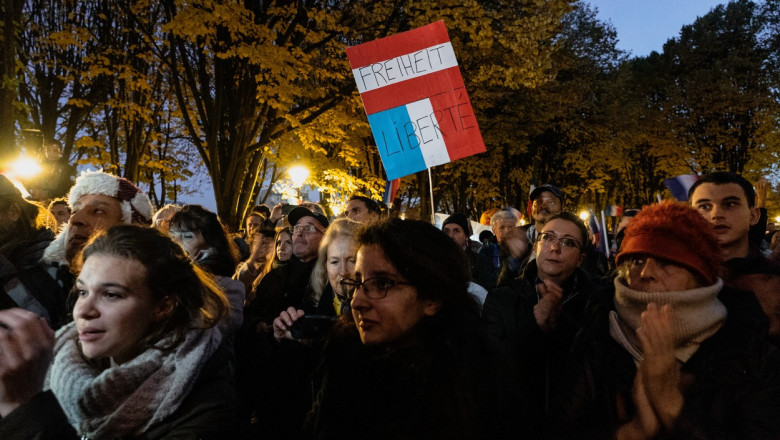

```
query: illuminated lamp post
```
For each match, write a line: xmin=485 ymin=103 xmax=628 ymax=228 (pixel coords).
xmin=288 ymin=165 xmax=310 ymax=203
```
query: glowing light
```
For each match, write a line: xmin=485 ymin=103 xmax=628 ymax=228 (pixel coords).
xmin=775 ymin=216 xmax=780 ymax=224
xmin=10 ymin=155 xmax=42 ymax=179
xmin=288 ymin=166 xmax=309 ymax=188
xmin=519 ymin=219 xmax=526 ymax=226
xmin=578 ymin=210 xmax=589 ymax=221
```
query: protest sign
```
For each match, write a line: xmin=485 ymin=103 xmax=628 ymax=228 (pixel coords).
xmin=346 ymin=21 xmax=486 ymax=180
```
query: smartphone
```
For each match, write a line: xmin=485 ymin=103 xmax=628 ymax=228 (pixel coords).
xmin=289 ymin=314 xmax=337 ymax=339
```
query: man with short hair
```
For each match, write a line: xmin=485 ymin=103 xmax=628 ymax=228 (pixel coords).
xmin=245 ymin=206 xmax=329 ymax=331
xmin=47 ymin=198 xmax=71 ymax=228
xmin=689 ymin=172 xmax=780 ymax=343
xmin=345 ymin=195 xmax=381 ymax=224
xmin=483 ymin=212 xmax=604 ymax=437
xmin=443 ymin=213 xmax=497 ymax=290
xmin=42 ymin=170 xmax=153 ymax=268
xmin=527 ymin=184 xmax=564 ymax=244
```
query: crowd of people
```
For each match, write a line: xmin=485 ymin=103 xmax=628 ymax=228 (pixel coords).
xmin=0 ymin=169 xmax=778 ymax=439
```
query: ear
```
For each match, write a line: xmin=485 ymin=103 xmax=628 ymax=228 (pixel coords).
xmin=422 ymin=300 xmax=442 ymax=317
xmin=154 ymin=296 xmax=176 ymax=322
xmin=749 ymin=206 xmax=760 ymax=226
xmin=7 ymin=203 xmax=21 ymax=222
xmin=577 ymin=252 xmax=586 ymax=267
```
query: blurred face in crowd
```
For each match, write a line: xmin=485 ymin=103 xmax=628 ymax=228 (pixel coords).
xmin=73 ymin=254 xmax=172 ymax=364
xmin=249 ymin=234 xmax=274 ymax=270
xmin=245 ymin=214 xmax=263 ymax=235
xmin=531 ymin=191 xmax=562 ymax=226
xmin=50 ymin=203 xmax=71 ymax=226
xmin=169 ymin=228 xmax=208 ymax=259
xmin=327 ymin=236 xmax=357 ymax=295
xmin=345 ymin=199 xmax=378 ymax=224
xmin=621 ymin=255 xmax=700 ymax=293
xmin=690 ymin=182 xmax=759 ymax=259
xmin=535 ymin=218 xmax=585 ymax=283
xmin=350 ymin=244 xmax=439 ymax=346
xmin=443 ymin=223 xmax=468 ymax=249
xmin=492 ymin=218 xmax=516 ymax=245
xmin=292 ymin=217 xmax=325 ymax=262
xmin=276 ymin=230 xmax=293 ymax=262
xmin=66 ymin=195 xmax=123 ymax=263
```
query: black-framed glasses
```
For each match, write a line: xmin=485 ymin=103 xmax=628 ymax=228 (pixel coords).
xmin=339 ymin=277 xmax=413 ymax=299
xmin=537 ymin=231 xmax=581 ymax=250
xmin=292 ymin=224 xmax=323 ymax=235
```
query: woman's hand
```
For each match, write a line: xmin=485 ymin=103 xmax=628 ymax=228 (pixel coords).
xmin=272 ymin=307 xmax=305 ymax=342
xmin=637 ymin=302 xmax=684 ymax=430
xmin=533 ymin=280 xmax=563 ymax=332
xmin=617 ymin=368 xmax=660 ymax=440
xmin=0 ymin=309 xmax=55 ymax=417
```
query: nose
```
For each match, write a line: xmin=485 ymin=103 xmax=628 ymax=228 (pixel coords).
xmin=710 ymin=204 xmax=724 ymax=219
xmin=639 ymin=257 xmax=663 ymax=280
xmin=73 ymin=292 xmax=98 ymax=320
xmin=350 ymin=285 xmax=370 ymax=311
xmin=69 ymin=208 xmax=87 ymax=227
xmin=548 ymin=239 xmax=562 ymax=252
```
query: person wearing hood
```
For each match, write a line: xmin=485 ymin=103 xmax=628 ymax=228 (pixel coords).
xmin=40 ymin=170 xmax=154 ymax=326
xmin=0 ymin=174 xmax=61 ymax=327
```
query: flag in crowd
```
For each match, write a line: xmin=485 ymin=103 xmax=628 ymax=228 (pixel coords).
xmin=346 ymin=21 xmax=486 ymax=180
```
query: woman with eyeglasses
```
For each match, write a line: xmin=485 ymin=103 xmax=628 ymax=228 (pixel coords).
xmin=298 ymin=218 xmax=519 ymax=439
xmin=482 ymin=211 xmax=606 ymax=438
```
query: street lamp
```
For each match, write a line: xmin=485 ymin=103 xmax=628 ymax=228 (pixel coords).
xmin=9 ymin=154 xmax=42 ymax=179
xmin=288 ymin=165 xmax=309 ymax=202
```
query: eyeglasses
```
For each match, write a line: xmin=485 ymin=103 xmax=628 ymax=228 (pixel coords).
xmin=532 ymin=197 xmax=560 ymax=208
xmin=537 ymin=232 xmax=581 ymax=249
xmin=339 ymin=277 xmax=413 ymax=299
xmin=292 ymin=224 xmax=323 ymax=235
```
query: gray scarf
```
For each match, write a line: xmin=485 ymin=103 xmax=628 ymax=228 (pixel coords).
xmin=609 ymin=277 xmax=727 ymax=364
xmin=46 ymin=322 xmax=222 ymax=439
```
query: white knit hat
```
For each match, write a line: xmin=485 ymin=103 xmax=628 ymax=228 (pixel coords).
xmin=68 ymin=170 xmax=153 ymax=225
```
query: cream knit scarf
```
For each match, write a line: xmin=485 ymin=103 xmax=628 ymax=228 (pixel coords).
xmin=45 ymin=322 xmax=222 ymax=439
xmin=609 ymin=277 xmax=727 ymax=364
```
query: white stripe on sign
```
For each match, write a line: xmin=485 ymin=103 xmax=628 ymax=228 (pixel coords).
xmin=353 ymin=43 xmax=459 ymax=93
xmin=405 ymin=99 xmax=450 ymax=168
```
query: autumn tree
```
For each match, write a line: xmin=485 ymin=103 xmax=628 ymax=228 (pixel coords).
xmin=663 ymin=0 xmax=778 ymax=175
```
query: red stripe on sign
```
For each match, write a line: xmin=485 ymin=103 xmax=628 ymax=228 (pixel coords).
xmin=361 ymin=67 xmax=464 ymax=115
xmin=428 ymin=87 xmax=486 ymax=161
xmin=346 ymin=21 xmax=450 ymax=69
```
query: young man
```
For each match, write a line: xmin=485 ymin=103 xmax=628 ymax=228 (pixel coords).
xmin=689 ymin=172 xmax=780 ymax=345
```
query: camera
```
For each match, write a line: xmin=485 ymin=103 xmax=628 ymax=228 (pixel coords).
xmin=289 ymin=314 xmax=337 ymax=339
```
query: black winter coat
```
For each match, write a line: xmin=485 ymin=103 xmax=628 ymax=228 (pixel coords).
xmin=551 ymin=285 xmax=773 ymax=440
xmin=482 ymin=261 xmax=608 ymax=437
xmin=306 ymin=315 xmax=521 ymax=440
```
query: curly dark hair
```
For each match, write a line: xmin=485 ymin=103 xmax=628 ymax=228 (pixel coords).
xmin=355 ymin=218 xmax=475 ymax=314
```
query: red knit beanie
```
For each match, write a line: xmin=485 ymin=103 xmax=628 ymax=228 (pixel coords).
xmin=616 ymin=202 xmax=722 ymax=285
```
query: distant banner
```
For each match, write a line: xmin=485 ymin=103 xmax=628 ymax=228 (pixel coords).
xmin=346 ymin=21 xmax=486 ymax=180
xmin=664 ymin=174 xmax=699 ymax=202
